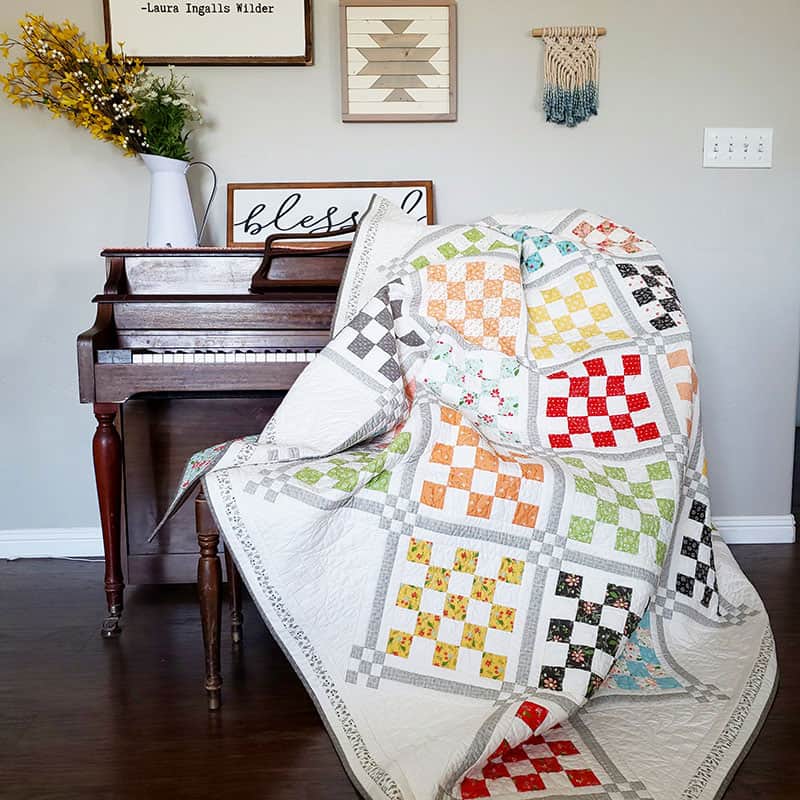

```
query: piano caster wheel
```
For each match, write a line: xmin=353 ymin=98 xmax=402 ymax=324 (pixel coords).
xmin=101 ymin=613 xmax=122 ymax=639
xmin=207 ymin=689 xmax=221 ymax=711
xmin=231 ymin=618 xmax=243 ymax=645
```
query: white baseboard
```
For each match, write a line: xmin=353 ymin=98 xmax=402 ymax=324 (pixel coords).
xmin=0 ymin=527 xmax=103 ymax=559
xmin=0 ymin=516 xmax=794 ymax=559
xmin=713 ymin=515 xmax=796 ymax=544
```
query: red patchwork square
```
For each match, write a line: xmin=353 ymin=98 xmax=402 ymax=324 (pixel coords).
xmin=502 ymin=745 xmax=531 ymax=763
xmin=547 ymin=397 xmax=569 ymax=416
xmin=569 ymin=377 xmax=590 ymax=396
xmin=482 ymin=761 xmax=510 ymax=780
xmin=549 ymin=434 xmax=573 ymax=449
xmin=568 ymin=416 xmax=590 ymax=435
xmin=626 ymin=392 xmax=650 ymax=412
xmin=635 ymin=422 xmax=661 ymax=442
xmin=583 ymin=357 xmax=607 ymax=376
xmin=512 ymin=773 xmax=546 ymax=792
xmin=460 ymin=778 xmax=490 ymax=799
xmin=516 ymin=701 xmax=549 ymax=731
xmin=622 ymin=354 xmax=641 ymax=375
xmin=532 ymin=757 xmax=563 ymax=773
xmin=566 ymin=769 xmax=601 ymax=787
xmin=592 ymin=430 xmax=617 ymax=447
xmin=610 ymin=414 xmax=634 ymax=430
xmin=586 ymin=396 xmax=608 ymax=416
xmin=605 ymin=375 xmax=626 ymax=396
xmin=548 ymin=740 xmax=579 ymax=756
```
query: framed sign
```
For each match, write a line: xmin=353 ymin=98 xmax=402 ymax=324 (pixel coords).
xmin=227 ymin=180 xmax=434 ymax=247
xmin=103 ymin=0 xmax=314 ymax=65
xmin=340 ymin=0 xmax=457 ymax=122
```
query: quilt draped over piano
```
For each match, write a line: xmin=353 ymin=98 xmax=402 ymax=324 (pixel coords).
xmin=165 ymin=199 xmax=776 ymax=800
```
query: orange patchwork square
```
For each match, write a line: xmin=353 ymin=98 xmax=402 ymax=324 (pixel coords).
xmin=498 ymin=337 xmax=516 ymax=355
xmin=466 ymin=262 xmax=486 ymax=280
xmin=520 ymin=462 xmax=545 ymax=481
xmin=447 ymin=281 xmax=466 ymax=300
xmin=427 ymin=300 xmax=446 ymax=319
xmin=448 ymin=468 xmax=474 ymax=490
xmin=466 ymin=300 xmax=484 ymax=318
xmin=431 ymin=443 xmax=454 ymax=465
xmin=483 ymin=318 xmax=500 ymax=337
xmin=484 ymin=280 xmax=503 ymax=298
xmin=501 ymin=298 xmax=520 ymax=317
xmin=441 ymin=406 xmax=461 ymax=426
xmin=475 ymin=448 xmax=499 ymax=472
xmin=427 ymin=264 xmax=447 ymax=281
xmin=495 ymin=474 xmax=521 ymax=501
xmin=467 ymin=493 xmax=494 ymax=519
xmin=421 ymin=481 xmax=446 ymax=509
xmin=457 ymin=425 xmax=480 ymax=446
xmin=512 ymin=502 xmax=539 ymax=528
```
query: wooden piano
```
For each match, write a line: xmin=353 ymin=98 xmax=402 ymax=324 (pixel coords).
xmin=77 ymin=229 xmax=353 ymax=637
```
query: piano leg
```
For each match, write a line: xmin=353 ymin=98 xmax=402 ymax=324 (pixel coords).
xmin=92 ymin=403 xmax=124 ymax=639
xmin=224 ymin=547 xmax=244 ymax=645
xmin=196 ymin=488 xmax=223 ymax=711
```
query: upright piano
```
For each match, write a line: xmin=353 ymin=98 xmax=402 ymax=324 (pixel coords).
xmin=77 ymin=233 xmax=351 ymax=637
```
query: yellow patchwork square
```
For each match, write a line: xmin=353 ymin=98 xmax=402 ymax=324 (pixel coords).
xmin=386 ymin=629 xmax=413 ymax=658
xmin=607 ymin=329 xmax=629 ymax=340
xmin=461 ymin=623 xmax=487 ymax=650
xmin=574 ymin=271 xmax=597 ymax=290
xmin=489 ymin=604 xmax=517 ymax=632
xmin=498 ymin=556 xmax=526 ymax=584
xmin=568 ymin=340 xmax=591 ymax=354
xmin=553 ymin=315 xmax=576 ymax=333
xmin=480 ymin=652 xmax=508 ymax=681
xmin=443 ymin=593 xmax=469 ymax=621
xmin=531 ymin=346 xmax=553 ymax=360
xmin=578 ymin=323 xmax=602 ymax=339
xmin=541 ymin=288 xmax=562 ymax=303
xmin=542 ymin=333 xmax=563 ymax=346
xmin=432 ymin=642 xmax=459 ymax=670
xmin=589 ymin=303 xmax=612 ymax=322
xmin=396 ymin=584 xmax=422 ymax=611
xmin=528 ymin=305 xmax=550 ymax=324
xmin=407 ymin=538 xmax=433 ymax=565
xmin=471 ymin=575 xmax=497 ymax=603
xmin=564 ymin=292 xmax=587 ymax=312
xmin=414 ymin=611 xmax=441 ymax=639
xmin=453 ymin=548 xmax=479 ymax=574
xmin=425 ymin=566 xmax=451 ymax=592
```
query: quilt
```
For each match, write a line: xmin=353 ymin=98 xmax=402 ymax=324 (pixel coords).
xmin=161 ymin=198 xmax=777 ymax=800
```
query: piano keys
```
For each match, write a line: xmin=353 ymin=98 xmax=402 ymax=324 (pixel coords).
xmin=77 ymin=232 xmax=352 ymax=637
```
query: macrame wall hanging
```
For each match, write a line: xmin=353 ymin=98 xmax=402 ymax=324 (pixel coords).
xmin=532 ymin=26 xmax=606 ymax=127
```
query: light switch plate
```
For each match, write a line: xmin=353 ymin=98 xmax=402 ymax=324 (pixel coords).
xmin=703 ymin=128 xmax=773 ymax=168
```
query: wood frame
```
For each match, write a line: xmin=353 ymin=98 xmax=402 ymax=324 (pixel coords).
xmin=103 ymin=0 xmax=314 ymax=66
xmin=226 ymin=180 xmax=435 ymax=248
xmin=340 ymin=0 xmax=457 ymax=122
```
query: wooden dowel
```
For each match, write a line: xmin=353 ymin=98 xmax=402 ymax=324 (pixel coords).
xmin=531 ymin=27 xmax=607 ymax=37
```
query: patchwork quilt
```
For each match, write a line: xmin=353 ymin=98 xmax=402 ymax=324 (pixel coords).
xmin=164 ymin=199 xmax=776 ymax=800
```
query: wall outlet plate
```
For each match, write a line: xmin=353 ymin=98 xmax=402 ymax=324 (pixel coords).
xmin=703 ymin=128 xmax=773 ymax=168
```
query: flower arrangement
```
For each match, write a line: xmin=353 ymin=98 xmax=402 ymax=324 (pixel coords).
xmin=0 ymin=14 xmax=201 ymax=160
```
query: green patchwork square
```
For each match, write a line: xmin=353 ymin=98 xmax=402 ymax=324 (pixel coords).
xmin=616 ymin=492 xmax=638 ymax=510
xmin=365 ymin=471 xmax=391 ymax=492
xmin=463 ymin=227 xmax=486 ymax=243
xmin=489 ymin=239 xmax=518 ymax=252
xmin=588 ymin=471 xmax=612 ymax=487
xmin=438 ymin=242 xmax=459 ymax=259
xmin=615 ymin=527 xmax=640 ymax=554
xmin=411 ymin=256 xmax=430 ymax=270
xmin=630 ymin=481 xmax=655 ymax=499
xmin=574 ymin=476 xmax=597 ymax=496
xmin=294 ymin=467 xmax=323 ymax=485
xmin=568 ymin=516 xmax=595 ymax=543
xmin=596 ymin=499 xmax=619 ymax=525
xmin=646 ymin=461 xmax=671 ymax=481
xmin=655 ymin=540 xmax=667 ymax=566
xmin=640 ymin=513 xmax=660 ymax=538
xmin=461 ymin=245 xmax=481 ymax=256
xmin=657 ymin=498 xmax=676 ymax=522
xmin=388 ymin=432 xmax=411 ymax=454
xmin=563 ymin=456 xmax=585 ymax=469
xmin=363 ymin=452 xmax=387 ymax=473
xmin=604 ymin=465 xmax=627 ymax=482
xmin=327 ymin=465 xmax=358 ymax=492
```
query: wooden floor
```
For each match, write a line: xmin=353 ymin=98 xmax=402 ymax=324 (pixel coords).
xmin=0 ymin=547 xmax=797 ymax=799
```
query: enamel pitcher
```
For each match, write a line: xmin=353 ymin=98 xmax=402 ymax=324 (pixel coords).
xmin=141 ymin=154 xmax=217 ymax=248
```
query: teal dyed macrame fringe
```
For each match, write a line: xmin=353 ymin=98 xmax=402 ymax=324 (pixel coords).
xmin=541 ymin=26 xmax=600 ymax=127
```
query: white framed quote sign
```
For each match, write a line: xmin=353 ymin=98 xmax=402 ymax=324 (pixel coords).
xmin=227 ymin=181 xmax=434 ymax=247
xmin=103 ymin=0 xmax=313 ymax=65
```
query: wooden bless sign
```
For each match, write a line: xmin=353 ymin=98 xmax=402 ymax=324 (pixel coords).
xmin=103 ymin=0 xmax=313 ymax=65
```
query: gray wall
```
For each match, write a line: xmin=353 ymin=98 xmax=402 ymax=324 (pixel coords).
xmin=1 ymin=0 xmax=798 ymax=531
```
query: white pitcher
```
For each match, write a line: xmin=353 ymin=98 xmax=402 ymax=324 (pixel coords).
xmin=141 ymin=154 xmax=217 ymax=248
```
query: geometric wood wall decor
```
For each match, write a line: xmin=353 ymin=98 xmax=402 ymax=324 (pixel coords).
xmin=340 ymin=0 xmax=457 ymax=122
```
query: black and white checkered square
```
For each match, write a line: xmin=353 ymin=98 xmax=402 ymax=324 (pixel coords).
xmin=616 ymin=262 xmax=685 ymax=331
xmin=336 ymin=290 xmax=402 ymax=384
xmin=675 ymin=499 xmax=718 ymax=610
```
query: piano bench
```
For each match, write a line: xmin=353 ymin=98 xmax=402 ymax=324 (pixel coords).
xmin=195 ymin=487 xmax=243 ymax=711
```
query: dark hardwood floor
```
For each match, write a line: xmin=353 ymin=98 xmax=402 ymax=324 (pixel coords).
xmin=0 ymin=546 xmax=797 ymax=799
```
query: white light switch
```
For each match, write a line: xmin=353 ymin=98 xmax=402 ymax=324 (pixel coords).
xmin=703 ymin=128 xmax=773 ymax=168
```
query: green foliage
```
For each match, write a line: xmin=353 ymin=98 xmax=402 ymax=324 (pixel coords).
xmin=132 ymin=69 xmax=200 ymax=161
